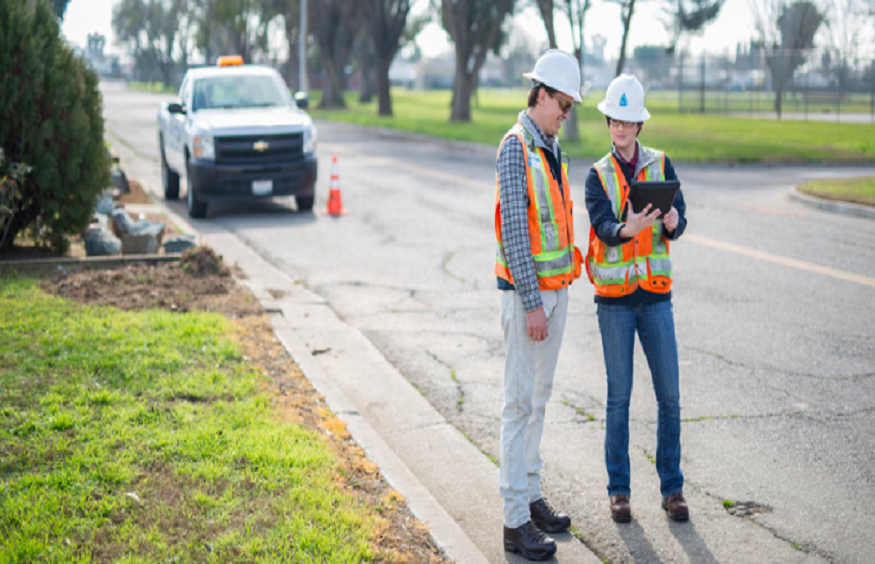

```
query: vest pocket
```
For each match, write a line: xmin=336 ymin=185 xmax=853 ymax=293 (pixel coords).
xmin=605 ymin=245 xmax=621 ymax=264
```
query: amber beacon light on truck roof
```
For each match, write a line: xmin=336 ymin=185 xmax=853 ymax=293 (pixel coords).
xmin=216 ymin=55 xmax=244 ymax=67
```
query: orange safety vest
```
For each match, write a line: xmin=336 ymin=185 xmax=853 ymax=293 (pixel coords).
xmin=495 ymin=123 xmax=582 ymax=290
xmin=585 ymin=147 xmax=673 ymax=298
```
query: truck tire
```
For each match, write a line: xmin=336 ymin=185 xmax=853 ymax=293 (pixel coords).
xmin=160 ymin=139 xmax=180 ymax=200
xmin=296 ymin=195 xmax=315 ymax=212
xmin=186 ymin=162 xmax=208 ymax=219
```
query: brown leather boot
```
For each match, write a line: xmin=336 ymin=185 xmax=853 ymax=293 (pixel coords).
xmin=504 ymin=521 xmax=557 ymax=561
xmin=610 ymin=495 xmax=632 ymax=523
xmin=662 ymin=492 xmax=690 ymax=521
xmin=530 ymin=498 xmax=571 ymax=533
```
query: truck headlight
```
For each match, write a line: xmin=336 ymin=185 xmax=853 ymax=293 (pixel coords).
xmin=193 ymin=135 xmax=215 ymax=160
xmin=303 ymin=126 xmax=317 ymax=154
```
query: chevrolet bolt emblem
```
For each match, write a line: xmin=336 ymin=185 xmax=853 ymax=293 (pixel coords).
xmin=253 ymin=141 xmax=269 ymax=152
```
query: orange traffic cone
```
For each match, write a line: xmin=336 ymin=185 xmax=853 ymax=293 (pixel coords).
xmin=325 ymin=155 xmax=347 ymax=216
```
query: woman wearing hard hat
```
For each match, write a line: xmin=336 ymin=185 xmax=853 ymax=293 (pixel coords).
xmin=584 ymin=74 xmax=689 ymax=523
xmin=495 ymin=49 xmax=583 ymax=561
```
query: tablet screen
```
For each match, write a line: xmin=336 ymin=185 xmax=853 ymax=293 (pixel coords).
xmin=628 ymin=180 xmax=680 ymax=216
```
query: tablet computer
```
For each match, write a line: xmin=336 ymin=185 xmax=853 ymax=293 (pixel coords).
xmin=628 ymin=180 xmax=680 ymax=216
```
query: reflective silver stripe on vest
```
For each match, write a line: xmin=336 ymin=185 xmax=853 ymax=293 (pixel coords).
xmin=535 ymin=252 xmax=572 ymax=274
xmin=592 ymin=264 xmax=629 ymax=284
xmin=649 ymin=257 xmax=672 ymax=275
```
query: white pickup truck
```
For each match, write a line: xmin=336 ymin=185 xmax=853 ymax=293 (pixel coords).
xmin=158 ymin=58 xmax=317 ymax=218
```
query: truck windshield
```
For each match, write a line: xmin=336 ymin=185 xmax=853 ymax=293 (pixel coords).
xmin=192 ymin=75 xmax=289 ymax=111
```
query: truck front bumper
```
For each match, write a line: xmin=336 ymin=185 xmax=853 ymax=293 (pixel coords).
xmin=187 ymin=155 xmax=317 ymax=202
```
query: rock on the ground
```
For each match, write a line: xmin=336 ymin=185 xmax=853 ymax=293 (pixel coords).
xmin=84 ymin=226 xmax=121 ymax=256
xmin=95 ymin=190 xmax=114 ymax=215
xmin=110 ymin=208 xmax=134 ymax=236
xmin=111 ymin=166 xmax=130 ymax=194
xmin=163 ymin=234 xmax=196 ymax=254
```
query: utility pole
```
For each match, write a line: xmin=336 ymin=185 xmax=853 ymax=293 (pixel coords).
xmin=299 ymin=0 xmax=308 ymax=93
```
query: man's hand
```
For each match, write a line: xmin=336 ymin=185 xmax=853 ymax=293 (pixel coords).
xmin=527 ymin=307 xmax=548 ymax=342
xmin=619 ymin=201 xmax=662 ymax=239
xmin=663 ymin=206 xmax=679 ymax=234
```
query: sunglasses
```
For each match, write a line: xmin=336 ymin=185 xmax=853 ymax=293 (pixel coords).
xmin=551 ymin=93 xmax=573 ymax=114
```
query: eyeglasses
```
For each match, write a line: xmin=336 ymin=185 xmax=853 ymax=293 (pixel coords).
xmin=609 ymin=119 xmax=639 ymax=129
xmin=551 ymin=93 xmax=573 ymax=114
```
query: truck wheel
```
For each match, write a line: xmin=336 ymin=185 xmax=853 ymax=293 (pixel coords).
xmin=296 ymin=195 xmax=315 ymax=212
xmin=161 ymin=141 xmax=180 ymax=200
xmin=186 ymin=163 xmax=208 ymax=219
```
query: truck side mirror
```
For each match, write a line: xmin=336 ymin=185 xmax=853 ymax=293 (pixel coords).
xmin=294 ymin=91 xmax=309 ymax=110
xmin=168 ymin=102 xmax=186 ymax=114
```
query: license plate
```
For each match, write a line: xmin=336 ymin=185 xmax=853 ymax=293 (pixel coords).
xmin=252 ymin=180 xmax=273 ymax=196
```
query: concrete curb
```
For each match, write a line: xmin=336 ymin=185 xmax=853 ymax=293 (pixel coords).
xmin=0 ymin=253 xmax=180 ymax=275
xmin=788 ymin=186 xmax=875 ymax=220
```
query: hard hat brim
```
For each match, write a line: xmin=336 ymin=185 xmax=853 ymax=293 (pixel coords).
xmin=597 ymin=100 xmax=651 ymax=122
xmin=523 ymin=72 xmax=583 ymax=104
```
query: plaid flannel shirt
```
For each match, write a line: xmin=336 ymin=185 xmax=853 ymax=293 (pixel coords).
xmin=496 ymin=111 xmax=562 ymax=312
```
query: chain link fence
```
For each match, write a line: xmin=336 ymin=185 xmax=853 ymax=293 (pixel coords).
xmin=628 ymin=47 xmax=875 ymax=124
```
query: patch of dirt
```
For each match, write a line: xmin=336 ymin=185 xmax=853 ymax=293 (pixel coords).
xmin=116 ymin=180 xmax=152 ymax=205
xmin=41 ymin=248 xmax=449 ymax=563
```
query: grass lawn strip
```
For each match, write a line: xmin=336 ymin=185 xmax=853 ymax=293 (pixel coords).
xmin=0 ymin=270 xmax=444 ymax=562
xmin=310 ymin=89 xmax=875 ymax=164
xmin=797 ymin=176 xmax=875 ymax=207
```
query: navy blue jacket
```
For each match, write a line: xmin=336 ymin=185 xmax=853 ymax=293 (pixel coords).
xmin=584 ymin=148 xmax=687 ymax=306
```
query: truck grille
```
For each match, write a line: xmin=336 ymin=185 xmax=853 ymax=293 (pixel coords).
xmin=214 ymin=133 xmax=304 ymax=165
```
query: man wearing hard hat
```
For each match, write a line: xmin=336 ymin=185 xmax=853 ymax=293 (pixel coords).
xmin=494 ymin=49 xmax=583 ymax=561
xmin=584 ymin=74 xmax=689 ymax=523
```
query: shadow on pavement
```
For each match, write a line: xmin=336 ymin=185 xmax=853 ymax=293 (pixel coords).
xmin=669 ymin=519 xmax=719 ymax=564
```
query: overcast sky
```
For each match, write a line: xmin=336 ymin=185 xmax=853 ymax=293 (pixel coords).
xmin=62 ymin=0 xmax=760 ymax=61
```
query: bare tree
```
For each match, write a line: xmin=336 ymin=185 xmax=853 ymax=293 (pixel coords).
xmin=664 ymin=0 xmax=725 ymax=49
xmin=560 ymin=0 xmax=590 ymax=141
xmin=752 ymin=0 xmax=824 ymax=118
xmin=534 ymin=0 xmax=558 ymax=48
xmin=354 ymin=28 xmax=376 ymax=104
xmin=610 ymin=0 xmax=638 ymax=76
xmin=310 ymin=0 xmax=361 ymax=108
xmin=440 ymin=0 xmax=516 ymax=122
xmin=368 ymin=0 xmax=412 ymax=116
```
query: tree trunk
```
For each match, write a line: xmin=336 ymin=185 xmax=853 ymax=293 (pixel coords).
xmin=615 ymin=0 xmax=636 ymax=76
xmin=450 ymin=57 xmax=475 ymax=122
xmin=320 ymin=56 xmax=346 ymax=108
xmin=357 ymin=33 xmax=375 ymax=103
xmin=536 ymin=0 xmax=557 ymax=48
xmin=377 ymin=57 xmax=392 ymax=115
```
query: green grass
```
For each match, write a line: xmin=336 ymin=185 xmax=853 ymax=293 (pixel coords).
xmin=798 ymin=176 xmax=875 ymax=206
xmin=128 ymin=81 xmax=177 ymax=95
xmin=723 ymin=499 xmax=736 ymax=509
xmin=310 ymin=88 xmax=875 ymax=163
xmin=0 ymin=278 xmax=380 ymax=562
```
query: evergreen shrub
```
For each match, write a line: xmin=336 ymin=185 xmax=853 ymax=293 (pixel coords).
xmin=0 ymin=0 xmax=109 ymax=252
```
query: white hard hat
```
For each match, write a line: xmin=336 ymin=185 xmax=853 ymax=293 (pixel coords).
xmin=597 ymin=74 xmax=651 ymax=122
xmin=523 ymin=49 xmax=582 ymax=104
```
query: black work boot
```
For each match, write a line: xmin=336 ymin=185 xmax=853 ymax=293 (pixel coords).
xmin=530 ymin=498 xmax=572 ymax=533
xmin=503 ymin=521 xmax=557 ymax=561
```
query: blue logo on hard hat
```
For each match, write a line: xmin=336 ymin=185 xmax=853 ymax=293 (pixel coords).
xmin=619 ymin=93 xmax=628 ymax=107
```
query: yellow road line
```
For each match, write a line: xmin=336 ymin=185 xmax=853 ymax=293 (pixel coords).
xmin=685 ymin=233 xmax=875 ymax=289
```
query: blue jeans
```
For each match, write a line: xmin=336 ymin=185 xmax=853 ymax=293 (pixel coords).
xmin=596 ymin=301 xmax=683 ymax=498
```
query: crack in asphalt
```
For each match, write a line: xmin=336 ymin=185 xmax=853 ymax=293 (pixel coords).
xmin=440 ymin=249 xmax=466 ymax=284
xmin=426 ymin=351 xmax=465 ymax=413
xmin=688 ymin=346 xmax=875 ymax=381
xmin=559 ymin=399 xmax=599 ymax=423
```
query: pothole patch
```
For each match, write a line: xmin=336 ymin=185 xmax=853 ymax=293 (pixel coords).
xmin=724 ymin=500 xmax=772 ymax=517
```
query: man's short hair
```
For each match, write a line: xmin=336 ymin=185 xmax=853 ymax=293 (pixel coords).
xmin=528 ymin=81 xmax=558 ymax=109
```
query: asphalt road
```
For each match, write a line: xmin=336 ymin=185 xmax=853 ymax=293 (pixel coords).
xmin=102 ymin=80 xmax=875 ymax=563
